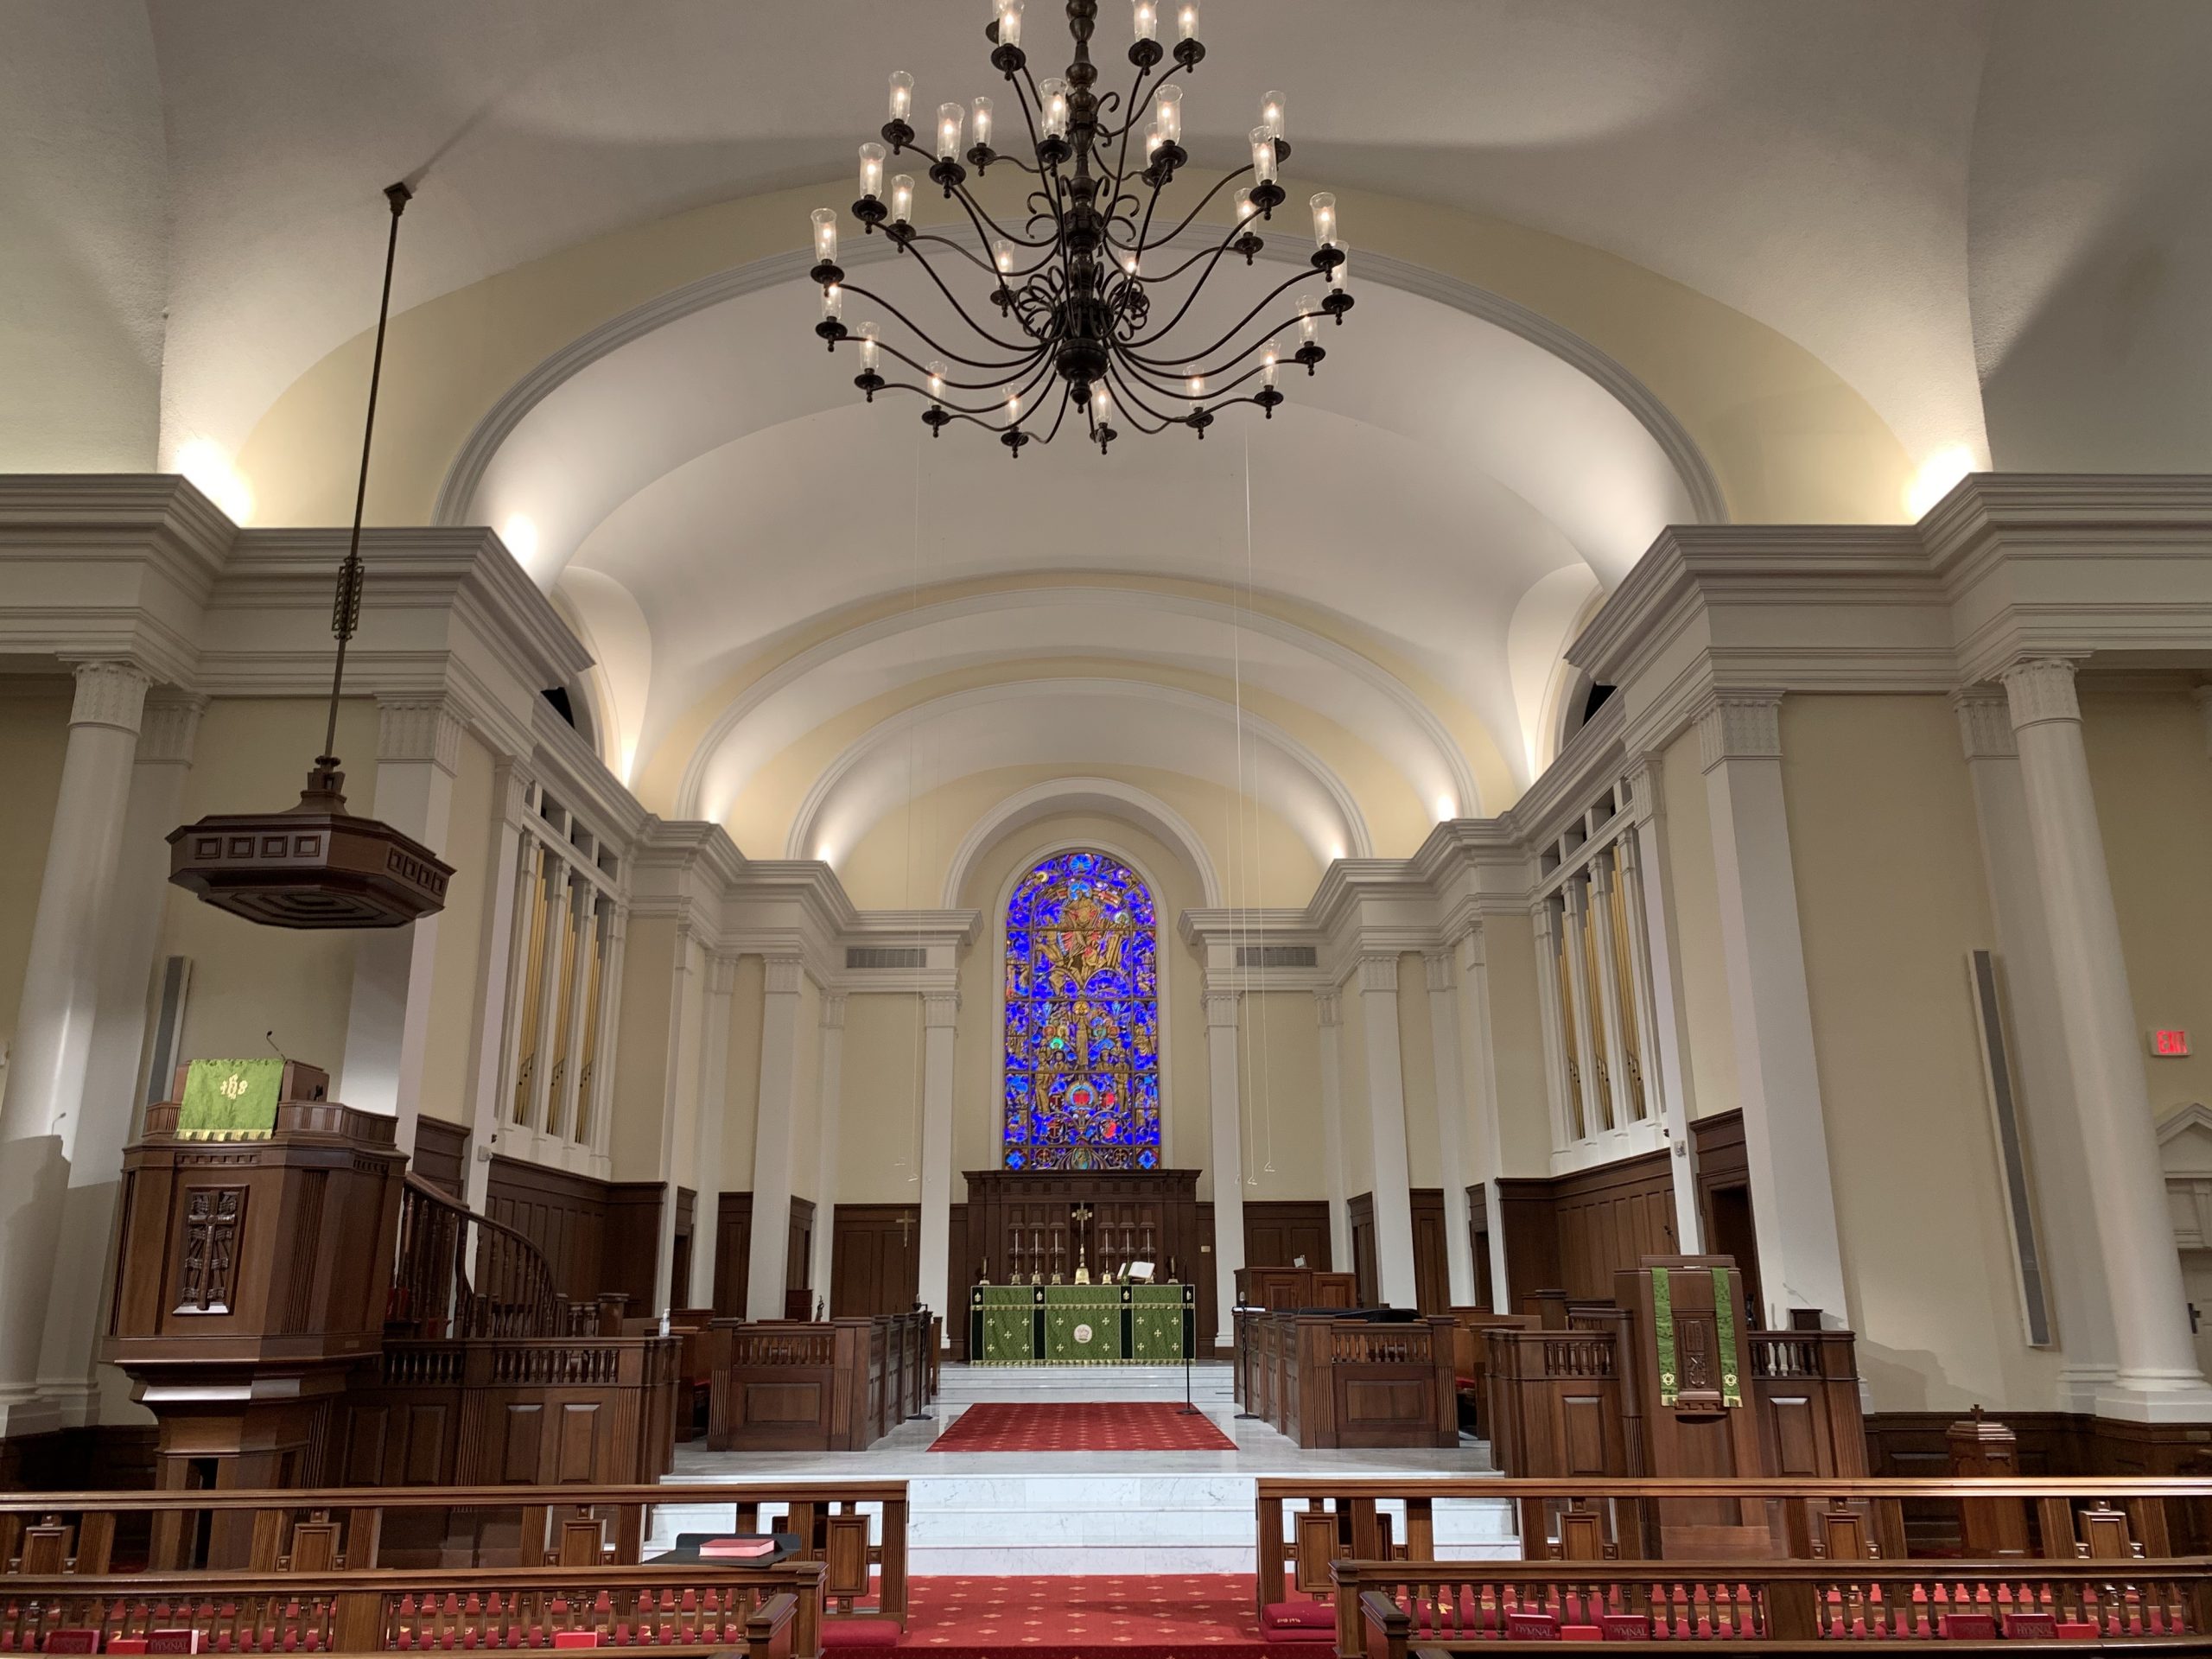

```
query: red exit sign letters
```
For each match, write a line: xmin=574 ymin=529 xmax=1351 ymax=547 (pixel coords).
xmin=2152 ymin=1028 xmax=2191 ymax=1057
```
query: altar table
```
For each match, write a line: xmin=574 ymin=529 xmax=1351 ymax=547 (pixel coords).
xmin=969 ymin=1282 xmax=1196 ymax=1363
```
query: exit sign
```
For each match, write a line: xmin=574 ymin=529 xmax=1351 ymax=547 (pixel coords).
xmin=2153 ymin=1029 xmax=2191 ymax=1057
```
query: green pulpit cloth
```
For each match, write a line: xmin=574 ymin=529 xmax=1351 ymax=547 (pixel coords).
xmin=969 ymin=1282 xmax=1196 ymax=1363
xmin=1650 ymin=1265 xmax=1743 ymax=1408
xmin=177 ymin=1058 xmax=283 ymax=1140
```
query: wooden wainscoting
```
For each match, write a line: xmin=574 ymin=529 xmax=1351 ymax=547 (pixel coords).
xmin=1495 ymin=1148 xmax=1678 ymax=1306
xmin=831 ymin=1205 xmax=921 ymax=1319
xmin=1692 ymin=1109 xmax=1763 ymax=1320
xmin=715 ymin=1192 xmax=753 ymax=1319
xmin=483 ymin=1159 xmax=668 ymax=1313
xmin=1410 ymin=1189 xmax=1450 ymax=1313
xmin=1347 ymin=1193 xmax=1378 ymax=1306
xmin=1244 ymin=1199 xmax=1332 ymax=1273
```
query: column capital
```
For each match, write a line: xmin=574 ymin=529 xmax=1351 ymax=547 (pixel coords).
xmin=763 ymin=953 xmax=804 ymax=995
xmin=1203 ymin=989 xmax=1242 ymax=1029
xmin=1421 ymin=949 xmax=1455 ymax=994
xmin=1696 ymin=690 xmax=1783 ymax=772
xmin=1560 ymin=874 xmax=1591 ymax=920
xmin=2000 ymin=657 xmax=2083 ymax=730
xmin=1314 ymin=988 xmax=1342 ymax=1028
xmin=1620 ymin=753 xmax=1664 ymax=825
xmin=376 ymin=695 xmax=467 ymax=772
xmin=494 ymin=758 xmax=537 ymax=826
xmin=1532 ymin=898 xmax=1559 ymax=946
xmin=1459 ymin=922 xmax=1488 ymax=972
xmin=706 ymin=952 xmax=741 ymax=997
xmin=820 ymin=989 xmax=849 ymax=1030
xmin=136 ymin=691 xmax=208 ymax=766
xmin=923 ymin=989 xmax=960 ymax=1028
xmin=1589 ymin=850 xmax=1618 ymax=897
xmin=1354 ymin=953 xmax=1399 ymax=995
xmin=1952 ymin=687 xmax=2018 ymax=760
xmin=66 ymin=658 xmax=154 ymax=734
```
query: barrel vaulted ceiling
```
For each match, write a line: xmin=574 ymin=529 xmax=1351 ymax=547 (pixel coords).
xmin=9 ymin=0 xmax=2212 ymax=893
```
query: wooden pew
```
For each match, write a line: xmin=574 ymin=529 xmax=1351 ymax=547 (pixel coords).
xmin=1335 ymin=1554 xmax=2212 ymax=1658
xmin=1233 ymin=1313 xmax=1457 ymax=1448
xmin=0 ymin=1480 xmax=912 ymax=1630
xmin=0 ymin=1561 xmax=826 ymax=1657
xmin=704 ymin=1312 xmax=934 ymax=1452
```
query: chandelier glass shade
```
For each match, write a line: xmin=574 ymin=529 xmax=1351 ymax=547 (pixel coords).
xmin=810 ymin=0 xmax=1351 ymax=454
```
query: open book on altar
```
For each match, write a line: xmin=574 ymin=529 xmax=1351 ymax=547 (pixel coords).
xmin=1123 ymin=1259 xmax=1155 ymax=1282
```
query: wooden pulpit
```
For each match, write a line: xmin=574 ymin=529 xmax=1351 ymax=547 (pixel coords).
xmin=105 ymin=1058 xmax=406 ymax=1509
xmin=1615 ymin=1255 xmax=1765 ymax=1552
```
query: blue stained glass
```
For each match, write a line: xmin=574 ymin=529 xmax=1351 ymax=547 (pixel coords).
xmin=1001 ymin=849 xmax=1162 ymax=1172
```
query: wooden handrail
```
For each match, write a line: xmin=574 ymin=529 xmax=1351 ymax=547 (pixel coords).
xmin=394 ymin=1172 xmax=574 ymax=1339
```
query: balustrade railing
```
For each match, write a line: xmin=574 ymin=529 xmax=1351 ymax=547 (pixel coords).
xmin=391 ymin=1175 xmax=574 ymax=1341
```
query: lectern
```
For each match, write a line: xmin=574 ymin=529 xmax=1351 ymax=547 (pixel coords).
xmin=105 ymin=1058 xmax=405 ymax=1510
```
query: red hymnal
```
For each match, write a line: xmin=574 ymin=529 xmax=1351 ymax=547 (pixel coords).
xmin=145 ymin=1634 xmax=201 ymax=1655
xmin=698 ymin=1537 xmax=777 ymax=1560
xmin=105 ymin=1643 xmax=148 ymax=1656
xmin=550 ymin=1634 xmax=601 ymax=1649
xmin=41 ymin=1631 xmax=100 ymax=1653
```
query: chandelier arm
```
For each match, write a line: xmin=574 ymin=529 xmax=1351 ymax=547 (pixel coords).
xmin=1001 ymin=61 xmax=1071 ymax=232
xmin=1103 ymin=358 xmax=1188 ymax=431
xmin=1123 ymin=211 xmax=1253 ymax=289
xmin=853 ymin=256 xmax=1049 ymax=354
xmin=1119 ymin=353 xmax=1273 ymax=401
xmin=1102 ymin=59 xmax=1156 ymax=202
xmin=1128 ymin=169 xmax=1256 ymax=264
xmin=861 ymin=334 xmax=1051 ymax=387
xmin=1097 ymin=57 xmax=1192 ymax=145
xmin=944 ymin=183 xmax=1062 ymax=251
xmin=939 ymin=181 xmax=1059 ymax=284
xmin=1120 ymin=268 xmax=1316 ymax=361
xmin=1031 ymin=381 xmax=1074 ymax=445
xmin=834 ymin=281 xmax=1047 ymax=366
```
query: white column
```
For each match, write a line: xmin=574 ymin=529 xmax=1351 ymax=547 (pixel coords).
xmin=1355 ymin=954 xmax=1419 ymax=1308
xmin=464 ymin=763 xmax=534 ymax=1211
xmin=40 ymin=690 xmax=204 ymax=1424
xmin=0 ymin=658 xmax=152 ymax=1437
xmin=1586 ymin=855 xmax=1639 ymax=1126
xmin=916 ymin=991 xmax=958 ymax=1343
xmin=1955 ymin=690 xmax=2116 ymax=1405
xmin=1423 ymin=949 xmax=1478 ymax=1306
xmin=652 ymin=924 xmax=701 ymax=1319
xmin=687 ymin=953 xmax=739 ymax=1310
xmin=1459 ymin=926 xmax=1514 ymax=1309
xmin=1620 ymin=757 xmax=1705 ymax=1252
xmin=2001 ymin=658 xmax=2209 ymax=1411
xmin=1314 ymin=990 xmax=1351 ymax=1271
xmin=339 ymin=696 xmax=463 ymax=1154
xmin=1204 ymin=987 xmax=1247 ymax=1346
xmin=1699 ymin=690 xmax=1847 ymax=1326
xmin=746 ymin=955 xmax=805 ymax=1319
xmin=1530 ymin=902 xmax=1573 ymax=1150
xmin=809 ymin=991 xmax=849 ymax=1309
xmin=1560 ymin=879 xmax=1611 ymax=1136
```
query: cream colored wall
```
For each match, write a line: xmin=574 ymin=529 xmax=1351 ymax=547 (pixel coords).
xmin=837 ymin=993 xmax=925 ymax=1205
xmin=1781 ymin=694 xmax=2065 ymax=1412
xmin=1661 ymin=726 xmax=1738 ymax=1121
xmin=162 ymin=698 xmax=376 ymax=1075
xmin=608 ymin=915 xmax=675 ymax=1181
xmin=1338 ymin=974 xmax=1375 ymax=1195
xmin=416 ymin=730 xmax=494 ymax=1127
xmin=1395 ymin=954 xmax=1442 ymax=1180
xmin=836 ymin=760 xmax=1322 ymax=912
xmin=0 ymin=686 xmax=70 ymax=1117
xmin=2081 ymin=681 xmax=2212 ymax=1120
xmin=721 ymin=955 xmax=765 ymax=1191
xmin=1237 ymin=989 xmax=1325 ymax=1199
xmin=789 ymin=973 xmax=822 ymax=1203
xmin=664 ymin=944 xmax=705 ymax=1190
xmin=1480 ymin=913 xmax=1555 ymax=1177
xmin=950 ymin=810 xmax=1210 ymax=1191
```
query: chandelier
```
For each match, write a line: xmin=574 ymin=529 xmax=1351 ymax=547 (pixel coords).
xmin=809 ymin=0 xmax=1351 ymax=454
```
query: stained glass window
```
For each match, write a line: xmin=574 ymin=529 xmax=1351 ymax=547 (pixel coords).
xmin=1002 ymin=849 xmax=1160 ymax=1171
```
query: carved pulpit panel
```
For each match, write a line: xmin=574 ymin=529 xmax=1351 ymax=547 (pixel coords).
xmin=175 ymin=1185 xmax=247 ymax=1314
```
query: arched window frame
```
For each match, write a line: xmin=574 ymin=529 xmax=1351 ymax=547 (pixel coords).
xmin=992 ymin=840 xmax=1174 ymax=1171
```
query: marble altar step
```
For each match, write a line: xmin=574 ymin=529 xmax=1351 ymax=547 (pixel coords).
xmin=937 ymin=1361 xmax=1236 ymax=1405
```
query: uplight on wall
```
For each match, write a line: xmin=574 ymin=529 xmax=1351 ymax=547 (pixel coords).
xmin=1433 ymin=794 xmax=1457 ymax=823
xmin=1904 ymin=445 xmax=1975 ymax=521
xmin=176 ymin=438 xmax=254 ymax=525
xmin=501 ymin=512 xmax=541 ymax=570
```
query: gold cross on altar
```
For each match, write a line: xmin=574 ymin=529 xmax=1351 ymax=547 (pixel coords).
xmin=1070 ymin=1204 xmax=1093 ymax=1227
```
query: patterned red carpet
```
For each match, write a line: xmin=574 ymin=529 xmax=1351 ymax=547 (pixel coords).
xmin=927 ymin=1402 xmax=1236 ymax=1453
xmin=896 ymin=1573 xmax=1318 ymax=1655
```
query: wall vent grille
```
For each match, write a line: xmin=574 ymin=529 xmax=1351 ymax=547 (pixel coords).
xmin=846 ymin=945 xmax=928 ymax=970
xmin=1236 ymin=944 xmax=1318 ymax=969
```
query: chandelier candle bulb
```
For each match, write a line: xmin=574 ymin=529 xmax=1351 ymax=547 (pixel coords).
xmin=995 ymin=0 xmax=1023 ymax=48
xmin=891 ymin=174 xmax=914 ymax=224
xmin=1262 ymin=342 xmax=1280 ymax=389
xmin=927 ymin=360 xmax=947 ymax=404
xmin=1187 ymin=374 xmax=1205 ymax=410
xmin=1154 ymin=83 xmax=1182 ymax=146
xmin=1005 ymin=387 xmax=1022 ymax=422
xmin=1250 ymin=126 xmax=1279 ymax=185
xmin=810 ymin=207 xmax=838 ymax=266
xmin=1261 ymin=91 xmax=1286 ymax=142
xmin=1133 ymin=0 xmax=1157 ymax=41
xmin=821 ymin=284 xmax=843 ymax=322
xmin=1234 ymin=187 xmax=1255 ymax=219
xmin=1178 ymin=2 xmax=1198 ymax=40
xmin=1093 ymin=385 xmax=1114 ymax=419
xmin=1328 ymin=247 xmax=1348 ymax=290
xmin=995 ymin=238 xmax=1016 ymax=274
xmin=887 ymin=70 xmax=914 ymax=124
xmin=1299 ymin=296 xmax=1319 ymax=343
xmin=1310 ymin=192 xmax=1338 ymax=248
xmin=858 ymin=321 xmax=880 ymax=372
xmin=858 ymin=142 xmax=886 ymax=200
xmin=971 ymin=95 xmax=994 ymax=149
xmin=937 ymin=102 xmax=964 ymax=160
xmin=1041 ymin=77 xmax=1071 ymax=138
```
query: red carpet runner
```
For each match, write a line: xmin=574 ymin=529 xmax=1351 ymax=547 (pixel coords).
xmin=927 ymin=1402 xmax=1236 ymax=1453
xmin=893 ymin=1573 xmax=1318 ymax=1655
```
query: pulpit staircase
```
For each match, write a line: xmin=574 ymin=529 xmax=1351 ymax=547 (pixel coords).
xmin=388 ymin=1173 xmax=612 ymax=1339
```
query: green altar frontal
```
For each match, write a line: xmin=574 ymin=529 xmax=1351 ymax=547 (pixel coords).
xmin=969 ymin=1282 xmax=1196 ymax=1363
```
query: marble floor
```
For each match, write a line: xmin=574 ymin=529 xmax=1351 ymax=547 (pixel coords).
xmin=651 ymin=1362 xmax=1515 ymax=1575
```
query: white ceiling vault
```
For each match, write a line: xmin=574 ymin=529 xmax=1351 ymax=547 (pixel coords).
xmin=10 ymin=0 xmax=2212 ymax=880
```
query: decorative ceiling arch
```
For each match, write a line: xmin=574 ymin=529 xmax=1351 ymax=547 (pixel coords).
xmin=941 ymin=777 xmax=1224 ymax=911
xmin=785 ymin=676 xmax=1374 ymax=870
xmin=673 ymin=578 xmax=1484 ymax=824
